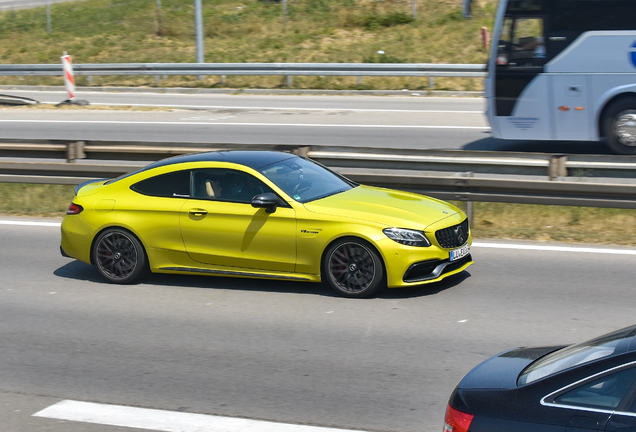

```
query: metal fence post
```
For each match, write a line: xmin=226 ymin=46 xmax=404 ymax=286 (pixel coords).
xmin=465 ymin=171 xmax=474 ymax=227
xmin=194 ymin=0 xmax=205 ymax=80
xmin=549 ymin=155 xmax=568 ymax=180
xmin=66 ymin=141 xmax=85 ymax=163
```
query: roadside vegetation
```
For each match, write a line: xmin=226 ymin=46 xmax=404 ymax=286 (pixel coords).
xmin=0 ymin=0 xmax=495 ymax=91
xmin=2 ymin=183 xmax=635 ymax=247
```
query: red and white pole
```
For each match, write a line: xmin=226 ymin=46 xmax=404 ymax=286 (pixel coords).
xmin=61 ymin=52 xmax=75 ymax=100
xmin=481 ymin=27 xmax=489 ymax=48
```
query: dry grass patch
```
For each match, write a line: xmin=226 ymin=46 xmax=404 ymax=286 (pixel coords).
xmin=467 ymin=202 xmax=636 ymax=246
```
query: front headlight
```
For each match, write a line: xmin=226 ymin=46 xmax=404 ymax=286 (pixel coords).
xmin=383 ymin=228 xmax=431 ymax=247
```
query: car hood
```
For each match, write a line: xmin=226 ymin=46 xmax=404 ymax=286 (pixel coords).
xmin=457 ymin=346 xmax=565 ymax=390
xmin=303 ymin=185 xmax=463 ymax=229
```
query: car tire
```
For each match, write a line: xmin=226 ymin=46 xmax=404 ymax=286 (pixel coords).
xmin=603 ymin=96 xmax=636 ymax=155
xmin=322 ymin=238 xmax=385 ymax=298
xmin=93 ymin=228 xmax=148 ymax=284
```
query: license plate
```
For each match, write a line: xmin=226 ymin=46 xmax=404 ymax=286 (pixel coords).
xmin=450 ymin=244 xmax=470 ymax=262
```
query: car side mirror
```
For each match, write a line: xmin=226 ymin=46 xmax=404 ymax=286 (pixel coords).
xmin=251 ymin=193 xmax=279 ymax=213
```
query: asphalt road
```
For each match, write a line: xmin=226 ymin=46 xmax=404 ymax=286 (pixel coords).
xmin=0 ymin=90 xmax=611 ymax=153
xmin=1 ymin=220 xmax=635 ymax=432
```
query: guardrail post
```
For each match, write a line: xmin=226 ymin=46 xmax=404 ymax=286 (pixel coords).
xmin=357 ymin=76 xmax=362 ymax=85
xmin=549 ymin=155 xmax=568 ymax=180
xmin=464 ymin=172 xmax=474 ymax=227
xmin=287 ymin=75 xmax=292 ymax=87
xmin=66 ymin=141 xmax=85 ymax=163
xmin=292 ymin=146 xmax=310 ymax=157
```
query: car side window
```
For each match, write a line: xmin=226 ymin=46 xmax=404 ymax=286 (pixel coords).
xmin=191 ymin=168 xmax=273 ymax=204
xmin=130 ymin=170 xmax=191 ymax=198
xmin=554 ymin=367 xmax=636 ymax=410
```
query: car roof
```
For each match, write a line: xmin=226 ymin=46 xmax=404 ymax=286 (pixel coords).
xmin=144 ymin=150 xmax=299 ymax=171
xmin=103 ymin=151 xmax=301 ymax=187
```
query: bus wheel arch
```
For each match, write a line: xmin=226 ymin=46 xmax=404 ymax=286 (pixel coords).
xmin=601 ymin=94 xmax=636 ymax=155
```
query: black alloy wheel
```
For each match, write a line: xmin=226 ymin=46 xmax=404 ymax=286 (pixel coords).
xmin=93 ymin=228 xmax=148 ymax=284
xmin=323 ymin=238 xmax=384 ymax=298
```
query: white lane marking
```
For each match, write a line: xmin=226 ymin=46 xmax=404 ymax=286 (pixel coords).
xmin=0 ymin=119 xmax=489 ymax=129
xmin=33 ymin=400 xmax=372 ymax=432
xmin=37 ymin=101 xmax=484 ymax=114
xmin=471 ymin=241 xmax=636 ymax=256
xmin=10 ymin=90 xmax=480 ymax=101
xmin=2 ymin=220 xmax=634 ymax=255
xmin=0 ymin=220 xmax=61 ymax=227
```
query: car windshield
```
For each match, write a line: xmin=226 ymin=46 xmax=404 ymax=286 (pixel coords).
xmin=518 ymin=325 xmax=636 ymax=386
xmin=258 ymin=156 xmax=356 ymax=203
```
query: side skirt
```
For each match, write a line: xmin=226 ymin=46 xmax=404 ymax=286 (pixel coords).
xmin=159 ymin=266 xmax=314 ymax=282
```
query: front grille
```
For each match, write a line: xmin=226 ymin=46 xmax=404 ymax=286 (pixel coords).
xmin=435 ymin=218 xmax=469 ymax=249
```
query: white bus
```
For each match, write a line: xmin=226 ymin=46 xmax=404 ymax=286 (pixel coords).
xmin=485 ymin=0 xmax=636 ymax=154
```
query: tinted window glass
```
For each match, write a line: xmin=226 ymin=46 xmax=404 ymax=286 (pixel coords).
xmin=497 ymin=17 xmax=546 ymax=67
xmin=519 ymin=326 xmax=636 ymax=385
xmin=259 ymin=157 xmax=354 ymax=203
xmin=555 ymin=367 xmax=636 ymax=410
xmin=506 ymin=0 xmax=543 ymax=12
xmin=131 ymin=170 xmax=191 ymax=198
xmin=191 ymin=168 xmax=273 ymax=203
xmin=553 ymin=1 xmax=636 ymax=31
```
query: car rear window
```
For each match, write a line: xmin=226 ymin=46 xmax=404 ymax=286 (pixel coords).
xmin=518 ymin=325 xmax=636 ymax=386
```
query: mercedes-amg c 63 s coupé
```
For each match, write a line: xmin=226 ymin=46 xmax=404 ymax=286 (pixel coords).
xmin=61 ymin=151 xmax=473 ymax=297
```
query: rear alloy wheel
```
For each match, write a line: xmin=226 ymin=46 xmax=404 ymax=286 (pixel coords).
xmin=603 ymin=97 xmax=636 ymax=155
xmin=323 ymin=238 xmax=385 ymax=298
xmin=93 ymin=229 xmax=147 ymax=284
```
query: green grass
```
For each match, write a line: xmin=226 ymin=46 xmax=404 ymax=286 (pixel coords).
xmin=3 ymin=183 xmax=635 ymax=246
xmin=457 ymin=202 xmax=636 ymax=246
xmin=0 ymin=0 xmax=496 ymax=91
xmin=0 ymin=183 xmax=75 ymax=217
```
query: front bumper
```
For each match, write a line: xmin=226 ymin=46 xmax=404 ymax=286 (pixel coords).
xmin=403 ymin=254 xmax=473 ymax=283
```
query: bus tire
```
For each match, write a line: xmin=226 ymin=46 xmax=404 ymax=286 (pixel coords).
xmin=603 ymin=97 xmax=636 ymax=155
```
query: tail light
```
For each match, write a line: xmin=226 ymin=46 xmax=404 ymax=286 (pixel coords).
xmin=443 ymin=404 xmax=473 ymax=432
xmin=66 ymin=203 xmax=84 ymax=215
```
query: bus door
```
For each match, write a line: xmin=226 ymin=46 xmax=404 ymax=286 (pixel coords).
xmin=551 ymin=75 xmax=591 ymax=141
xmin=491 ymin=14 xmax=552 ymax=139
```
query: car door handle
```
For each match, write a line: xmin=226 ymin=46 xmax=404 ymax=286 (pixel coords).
xmin=189 ymin=209 xmax=208 ymax=216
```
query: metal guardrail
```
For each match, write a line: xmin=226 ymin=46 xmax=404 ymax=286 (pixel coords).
xmin=1 ymin=139 xmax=636 ymax=209
xmin=0 ymin=62 xmax=487 ymax=79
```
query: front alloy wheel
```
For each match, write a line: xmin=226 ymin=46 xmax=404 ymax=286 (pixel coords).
xmin=323 ymin=238 xmax=384 ymax=298
xmin=93 ymin=229 xmax=147 ymax=284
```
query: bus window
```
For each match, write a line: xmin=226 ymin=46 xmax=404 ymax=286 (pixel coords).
xmin=497 ymin=17 xmax=545 ymax=67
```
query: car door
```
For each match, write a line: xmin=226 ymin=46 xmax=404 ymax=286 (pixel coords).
xmin=545 ymin=366 xmax=636 ymax=432
xmin=605 ymin=367 xmax=636 ymax=432
xmin=180 ymin=168 xmax=297 ymax=272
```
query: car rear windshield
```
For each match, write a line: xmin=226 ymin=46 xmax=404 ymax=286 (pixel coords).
xmin=518 ymin=325 xmax=636 ymax=386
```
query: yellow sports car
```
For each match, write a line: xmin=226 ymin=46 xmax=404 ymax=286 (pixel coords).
xmin=61 ymin=151 xmax=473 ymax=298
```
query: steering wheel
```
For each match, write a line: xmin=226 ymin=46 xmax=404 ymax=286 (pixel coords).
xmin=293 ymin=180 xmax=312 ymax=197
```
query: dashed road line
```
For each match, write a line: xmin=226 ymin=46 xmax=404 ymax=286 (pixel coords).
xmin=33 ymin=400 xmax=373 ymax=432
